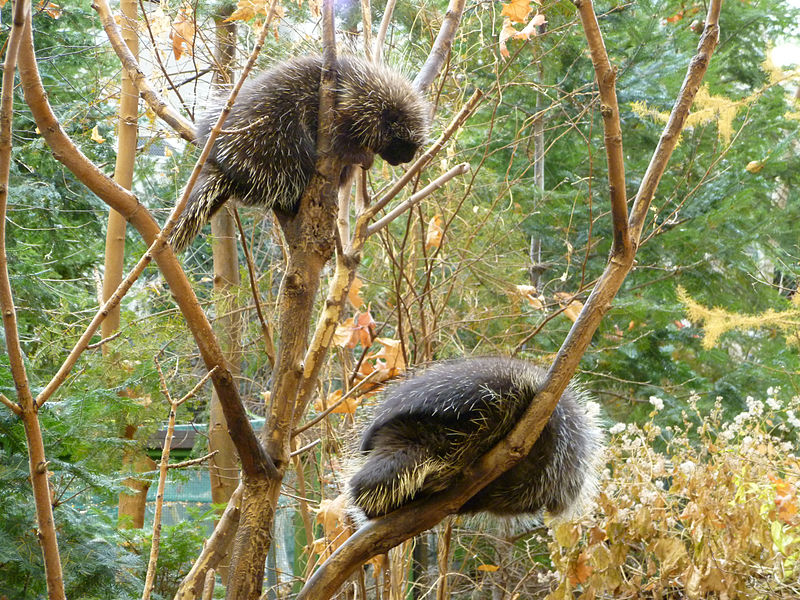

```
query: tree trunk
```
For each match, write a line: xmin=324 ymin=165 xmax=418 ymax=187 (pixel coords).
xmin=208 ymin=6 xmax=241 ymax=582
xmin=107 ymin=0 xmax=149 ymax=529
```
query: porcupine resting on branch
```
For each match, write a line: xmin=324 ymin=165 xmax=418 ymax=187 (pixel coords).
xmin=348 ymin=357 xmax=604 ymax=520
xmin=169 ymin=55 xmax=430 ymax=252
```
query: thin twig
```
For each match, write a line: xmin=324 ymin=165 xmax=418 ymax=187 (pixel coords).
xmin=292 ymin=368 xmax=380 ymax=437
xmin=367 ymin=162 xmax=470 ymax=235
xmin=290 ymin=438 xmax=321 ymax=458
xmin=85 ymin=331 xmax=122 ymax=350
xmin=177 ymin=365 xmax=219 ymax=405
xmin=167 ymin=451 xmax=219 ymax=470
xmin=233 ymin=207 xmax=276 ymax=368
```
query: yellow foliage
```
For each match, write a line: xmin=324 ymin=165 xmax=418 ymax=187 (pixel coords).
xmin=677 ymin=286 xmax=800 ymax=349
xmin=548 ymin=394 xmax=800 ymax=599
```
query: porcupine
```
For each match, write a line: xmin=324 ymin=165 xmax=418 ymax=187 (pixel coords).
xmin=348 ymin=356 xmax=604 ymax=519
xmin=169 ymin=54 xmax=430 ymax=252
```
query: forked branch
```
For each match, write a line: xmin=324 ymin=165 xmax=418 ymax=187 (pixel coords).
xmin=296 ymin=1 xmax=723 ymax=597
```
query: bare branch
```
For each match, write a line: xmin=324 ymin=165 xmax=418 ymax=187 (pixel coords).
xmin=167 ymin=451 xmax=219 ymax=470
xmin=290 ymin=438 xmax=321 ymax=458
xmin=366 ymin=162 xmax=470 ymax=235
xmin=629 ymin=0 xmax=723 ymax=243
xmin=413 ymin=0 xmax=467 ymax=93
xmin=574 ymin=0 xmax=629 ymax=256
xmin=233 ymin=207 xmax=276 ymax=368
xmin=373 ymin=0 xmax=396 ymax=63
xmin=177 ymin=366 xmax=218 ymax=405
xmin=0 ymin=392 xmax=21 ymax=415
xmin=143 ymin=360 xmax=181 ymax=600
xmin=18 ymin=17 xmax=275 ymax=481
xmin=92 ymin=0 xmax=196 ymax=142
xmin=0 ymin=4 xmax=66 ymax=598
xmin=175 ymin=485 xmax=244 ymax=599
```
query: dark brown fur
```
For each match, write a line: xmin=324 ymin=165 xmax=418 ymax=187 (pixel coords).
xmin=170 ymin=55 xmax=430 ymax=252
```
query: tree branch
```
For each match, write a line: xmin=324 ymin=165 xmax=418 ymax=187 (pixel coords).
xmin=17 ymin=18 xmax=275 ymax=480
xmin=629 ymin=0 xmax=722 ymax=244
xmin=295 ymin=1 xmax=724 ymax=597
xmin=92 ymin=0 xmax=196 ymax=142
xmin=0 ymin=4 xmax=66 ymax=597
xmin=413 ymin=0 xmax=467 ymax=93
xmin=574 ymin=0 xmax=629 ymax=256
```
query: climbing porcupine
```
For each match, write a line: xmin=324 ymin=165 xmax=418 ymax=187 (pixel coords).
xmin=348 ymin=356 xmax=604 ymax=519
xmin=169 ymin=54 xmax=430 ymax=252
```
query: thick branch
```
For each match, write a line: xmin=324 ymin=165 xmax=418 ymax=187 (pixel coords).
xmin=0 ymin=3 xmax=66 ymax=598
xmin=17 ymin=20 xmax=274 ymax=480
xmin=413 ymin=0 xmax=466 ymax=93
xmin=92 ymin=0 xmax=196 ymax=142
xmin=175 ymin=485 xmax=244 ymax=599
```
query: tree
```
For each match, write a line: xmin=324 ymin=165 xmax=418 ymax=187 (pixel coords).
xmin=3 ymin=0 xmax=799 ymax=598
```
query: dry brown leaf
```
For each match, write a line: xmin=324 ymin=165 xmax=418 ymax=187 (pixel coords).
xmin=348 ymin=276 xmax=364 ymax=309
xmin=314 ymin=494 xmax=354 ymax=560
xmin=170 ymin=6 xmax=196 ymax=60
xmin=568 ymin=551 xmax=593 ymax=585
xmin=425 ymin=214 xmax=443 ymax=251
xmin=314 ymin=389 xmax=360 ymax=414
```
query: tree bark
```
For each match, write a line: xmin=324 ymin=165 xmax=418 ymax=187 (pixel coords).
xmin=208 ymin=5 xmax=241 ymax=544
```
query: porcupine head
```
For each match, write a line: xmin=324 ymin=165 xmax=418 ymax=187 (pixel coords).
xmin=169 ymin=55 xmax=431 ymax=253
xmin=346 ymin=357 xmax=604 ymax=524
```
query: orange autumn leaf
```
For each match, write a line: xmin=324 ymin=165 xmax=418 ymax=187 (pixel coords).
xmin=425 ymin=215 xmax=443 ymax=251
xmin=568 ymin=550 xmax=593 ymax=585
xmin=170 ymin=6 xmax=196 ymax=60
xmin=500 ymin=0 xmax=533 ymax=24
xmin=770 ymin=474 xmax=798 ymax=522
xmin=314 ymin=389 xmax=360 ymax=414
xmin=477 ymin=564 xmax=500 ymax=572
xmin=499 ymin=14 xmax=546 ymax=58
xmin=38 ymin=0 xmax=62 ymax=18
xmin=554 ymin=291 xmax=584 ymax=322
xmin=332 ymin=309 xmax=376 ymax=349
